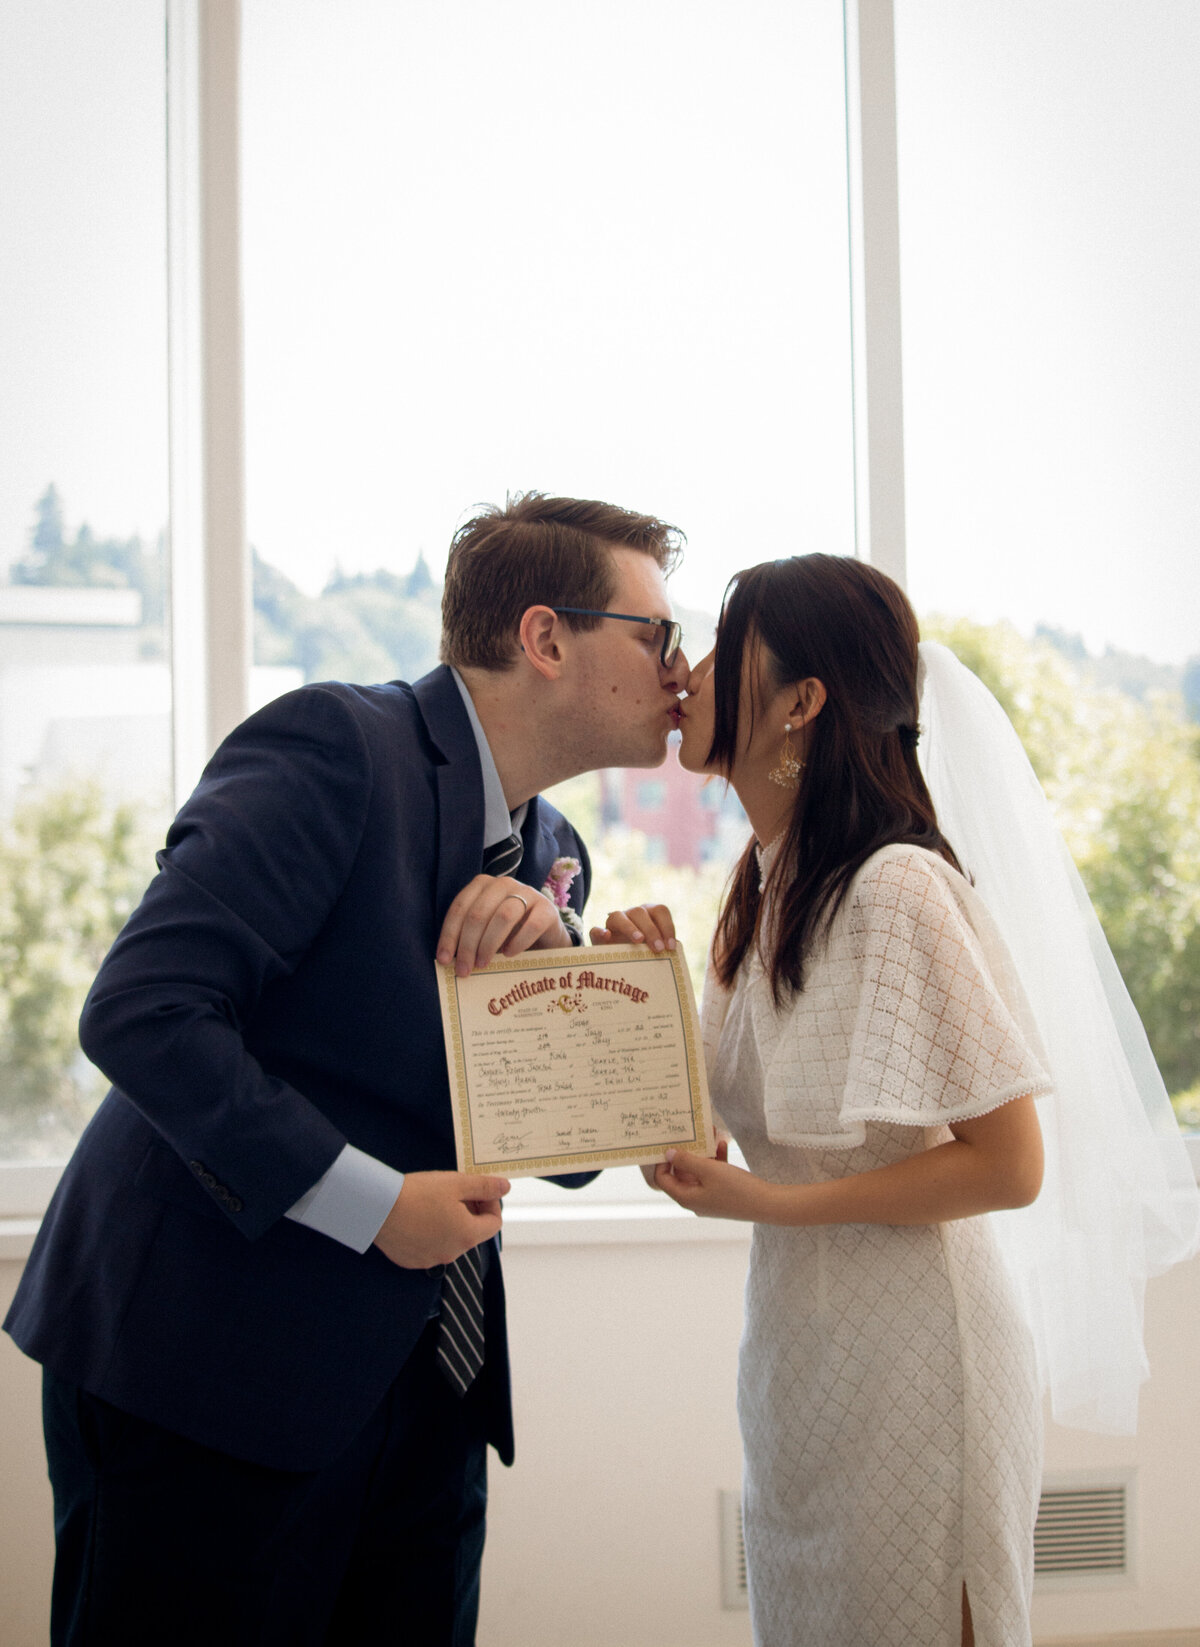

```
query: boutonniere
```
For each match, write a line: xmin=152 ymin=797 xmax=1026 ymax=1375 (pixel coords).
xmin=541 ymin=856 xmax=585 ymax=942
xmin=540 ymin=856 xmax=581 ymax=908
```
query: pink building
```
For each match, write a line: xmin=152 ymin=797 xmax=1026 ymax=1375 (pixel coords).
xmin=606 ymin=750 xmax=740 ymax=869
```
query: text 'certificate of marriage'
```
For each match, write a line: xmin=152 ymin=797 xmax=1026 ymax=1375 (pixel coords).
xmin=437 ymin=945 xmax=714 ymax=1177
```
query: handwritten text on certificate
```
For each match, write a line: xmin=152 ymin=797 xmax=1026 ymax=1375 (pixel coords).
xmin=437 ymin=945 xmax=714 ymax=1177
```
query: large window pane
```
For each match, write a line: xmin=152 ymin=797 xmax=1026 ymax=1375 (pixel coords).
xmin=240 ymin=0 xmax=852 ymax=898
xmin=0 ymin=2 xmax=170 ymax=1160
xmin=895 ymin=0 xmax=1200 ymax=1120
xmin=242 ymin=0 xmax=855 ymax=1200
xmin=242 ymin=0 xmax=853 ymax=622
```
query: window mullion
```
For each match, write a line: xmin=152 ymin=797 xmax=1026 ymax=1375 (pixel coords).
xmin=166 ymin=0 xmax=250 ymax=809
xmin=844 ymin=0 xmax=908 ymax=586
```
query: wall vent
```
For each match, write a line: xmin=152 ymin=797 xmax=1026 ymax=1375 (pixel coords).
xmin=719 ymin=1490 xmax=749 ymax=1610
xmin=721 ymin=1476 xmax=1132 ymax=1604
xmin=1034 ymin=1473 xmax=1134 ymax=1591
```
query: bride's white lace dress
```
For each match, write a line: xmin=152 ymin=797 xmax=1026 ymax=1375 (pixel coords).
xmin=709 ymin=843 xmax=1048 ymax=1646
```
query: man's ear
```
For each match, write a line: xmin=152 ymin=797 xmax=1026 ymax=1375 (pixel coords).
xmin=519 ymin=606 xmax=565 ymax=681
xmin=789 ymin=677 xmax=827 ymax=726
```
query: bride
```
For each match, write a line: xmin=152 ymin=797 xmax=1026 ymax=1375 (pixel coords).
xmin=593 ymin=552 xmax=1196 ymax=1646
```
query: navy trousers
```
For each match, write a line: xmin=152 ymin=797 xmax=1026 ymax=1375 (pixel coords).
xmin=42 ymin=1320 xmax=489 ymax=1646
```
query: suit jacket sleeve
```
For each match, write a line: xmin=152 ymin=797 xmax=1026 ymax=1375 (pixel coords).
xmin=77 ymin=686 xmax=374 ymax=1240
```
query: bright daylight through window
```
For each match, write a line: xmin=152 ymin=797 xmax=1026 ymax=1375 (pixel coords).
xmin=1 ymin=1 xmax=170 ymax=1169
xmin=1 ymin=1 xmax=1197 ymax=1203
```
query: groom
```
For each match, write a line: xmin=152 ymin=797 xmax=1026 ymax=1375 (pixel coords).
xmin=5 ymin=492 xmax=689 ymax=1645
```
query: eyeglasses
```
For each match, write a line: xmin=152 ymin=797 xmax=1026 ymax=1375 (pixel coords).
xmin=551 ymin=608 xmax=683 ymax=669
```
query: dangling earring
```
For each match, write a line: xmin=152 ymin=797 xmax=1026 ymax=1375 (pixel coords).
xmin=768 ymin=722 xmax=804 ymax=791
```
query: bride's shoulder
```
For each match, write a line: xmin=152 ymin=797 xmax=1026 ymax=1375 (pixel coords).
xmin=847 ymin=842 xmax=967 ymax=918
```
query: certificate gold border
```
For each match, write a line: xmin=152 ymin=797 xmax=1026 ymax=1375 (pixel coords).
xmin=437 ymin=944 xmax=713 ymax=1176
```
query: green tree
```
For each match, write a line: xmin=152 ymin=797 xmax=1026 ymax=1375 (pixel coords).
xmin=11 ymin=486 xmax=167 ymax=658
xmin=0 ymin=784 xmax=157 ymax=1157
xmin=253 ymin=554 xmax=442 ymax=684
xmin=29 ymin=482 xmax=66 ymax=557
xmin=924 ymin=616 xmax=1200 ymax=1102
xmin=1183 ymin=655 xmax=1200 ymax=724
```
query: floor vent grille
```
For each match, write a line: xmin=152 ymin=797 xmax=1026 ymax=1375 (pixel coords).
xmin=719 ymin=1490 xmax=749 ymax=1610
xmin=1034 ymin=1483 xmax=1128 ymax=1580
xmin=722 ymin=1478 xmax=1130 ymax=1603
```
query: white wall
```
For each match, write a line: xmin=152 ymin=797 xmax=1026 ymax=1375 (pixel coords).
xmin=0 ymin=1255 xmax=54 ymax=1647
xmin=2 ymin=1227 xmax=1199 ymax=1647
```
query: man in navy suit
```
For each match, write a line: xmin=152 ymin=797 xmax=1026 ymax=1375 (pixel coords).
xmin=5 ymin=493 xmax=689 ymax=1646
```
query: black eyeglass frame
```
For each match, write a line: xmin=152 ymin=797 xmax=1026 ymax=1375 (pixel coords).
xmin=551 ymin=608 xmax=683 ymax=669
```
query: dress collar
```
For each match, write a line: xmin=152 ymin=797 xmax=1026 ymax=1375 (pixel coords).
xmin=755 ymin=831 xmax=785 ymax=890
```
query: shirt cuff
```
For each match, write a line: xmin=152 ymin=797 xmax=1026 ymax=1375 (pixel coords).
xmin=285 ymin=1143 xmax=405 ymax=1253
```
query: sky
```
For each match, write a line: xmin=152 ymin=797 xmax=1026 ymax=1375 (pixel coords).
xmin=2 ymin=0 xmax=1198 ymax=663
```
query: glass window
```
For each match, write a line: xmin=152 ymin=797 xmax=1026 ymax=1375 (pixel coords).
xmin=894 ymin=0 xmax=1200 ymax=1126
xmin=241 ymin=0 xmax=853 ymax=668
xmin=0 ymin=2 xmax=170 ymax=1164
xmin=634 ymin=781 xmax=667 ymax=813
xmin=241 ymin=0 xmax=857 ymax=1197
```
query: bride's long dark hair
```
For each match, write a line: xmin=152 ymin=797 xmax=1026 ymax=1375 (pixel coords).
xmin=709 ymin=554 xmax=962 ymax=1002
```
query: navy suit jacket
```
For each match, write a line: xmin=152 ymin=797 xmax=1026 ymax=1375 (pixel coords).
xmin=5 ymin=667 xmax=591 ymax=1470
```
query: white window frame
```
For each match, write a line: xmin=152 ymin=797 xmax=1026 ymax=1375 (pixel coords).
xmin=167 ymin=0 xmax=251 ymax=802
xmin=6 ymin=2 xmax=1191 ymax=1243
xmin=0 ymin=0 xmax=906 ymax=1235
xmin=0 ymin=0 xmax=247 ymax=1229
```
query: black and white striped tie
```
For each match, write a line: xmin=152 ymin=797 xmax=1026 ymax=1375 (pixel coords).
xmin=435 ymin=826 xmax=525 ymax=1394
xmin=436 ymin=1243 xmax=486 ymax=1395
xmin=482 ymin=829 xmax=523 ymax=879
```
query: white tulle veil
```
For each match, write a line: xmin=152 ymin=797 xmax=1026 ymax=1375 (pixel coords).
xmin=916 ymin=640 xmax=1200 ymax=1434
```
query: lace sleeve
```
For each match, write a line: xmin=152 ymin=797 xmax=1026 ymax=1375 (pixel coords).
xmin=839 ymin=848 xmax=1051 ymax=1130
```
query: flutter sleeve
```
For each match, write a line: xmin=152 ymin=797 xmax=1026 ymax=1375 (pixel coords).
xmin=837 ymin=847 xmax=1051 ymax=1131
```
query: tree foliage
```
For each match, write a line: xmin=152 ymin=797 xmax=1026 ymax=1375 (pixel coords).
xmin=0 ymin=785 xmax=157 ymax=1155
xmin=254 ymin=552 xmax=441 ymax=684
xmin=13 ymin=483 xmax=166 ymax=656
xmin=924 ymin=616 xmax=1200 ymax=1099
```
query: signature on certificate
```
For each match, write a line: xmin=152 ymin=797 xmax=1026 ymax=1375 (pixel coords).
xmin=488 ymin=1130 xmax=533 ymax=1156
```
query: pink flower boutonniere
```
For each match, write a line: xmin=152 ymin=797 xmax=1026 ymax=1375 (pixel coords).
xmin=540 ymin=856 xmax=585 ymax=942
xmin=540 ymin=856 xmax=581 ymax=909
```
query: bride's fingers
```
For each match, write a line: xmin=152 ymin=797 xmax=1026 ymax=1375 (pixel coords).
xmin=621 ymin=904 xmax=675 ymax=950
xmin=595 ymin=905 xmax=677 ymax=950
xmin=593 ymin=908 xmax=648 ymax=945
xmin=661 ymin=1148 xmax=708 ymax=1188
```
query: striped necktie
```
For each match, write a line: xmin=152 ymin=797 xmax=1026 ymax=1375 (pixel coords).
xmin=482 ymin=829 xmax=523 ymax=878
xmin=435 ymin=1243 xmax=486 ymax=1395
xmin=435 ymin=824 xmax=524 ymax=1394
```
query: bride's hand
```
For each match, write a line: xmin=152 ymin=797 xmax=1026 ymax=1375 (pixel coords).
xmin=642 ymin=1137 xmax=727 ymax=1192
xmin=589 ymin=902 xmax=676 ymax=952
xmin=653 ymin=1142 xmax=772 ymax=1222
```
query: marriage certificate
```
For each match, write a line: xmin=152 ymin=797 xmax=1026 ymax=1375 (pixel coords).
xmin=436 ymin=944 xmax=714 ymax=1177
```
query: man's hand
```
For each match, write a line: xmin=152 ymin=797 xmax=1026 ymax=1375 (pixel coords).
xmin=436 ymin=875 xmax=568 ymax=977
xmin=589 ymin=902 xmax=676 ymax=952
xmin=372 ymin=1171 xmax=510 ymax=1268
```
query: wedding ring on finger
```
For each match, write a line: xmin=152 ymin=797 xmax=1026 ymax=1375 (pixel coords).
xmin=499 ymin=892 xmax=529 ymax=916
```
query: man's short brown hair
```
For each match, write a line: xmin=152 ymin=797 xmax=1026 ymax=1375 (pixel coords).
xmin=440 ymin=492 xmax=683 ymax=671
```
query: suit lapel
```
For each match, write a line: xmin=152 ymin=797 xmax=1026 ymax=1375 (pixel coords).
xmin=413 ymin=666 xmax=572 ymax=919
xmin=412 ymin=667 xmax=486 ymax=920
xmin=518 ymin=797 xmax=553 ymax=897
